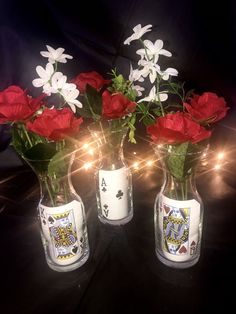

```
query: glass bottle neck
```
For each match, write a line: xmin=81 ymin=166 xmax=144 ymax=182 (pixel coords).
xmin=38 ymin=173 xmax=71 ymax=207
xmin=89 ymin=122 xmax=128 ymax=170
xmin=162 ymin=171 xmax=198 ymax=201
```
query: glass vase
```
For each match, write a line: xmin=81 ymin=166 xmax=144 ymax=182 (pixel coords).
xmin=88 ymin=120 xmax=133 ymax=225
xmin=154 ymin=143 xmax=206 ymax=269
xmin=23 ymin=153 xmax=90 ymax=272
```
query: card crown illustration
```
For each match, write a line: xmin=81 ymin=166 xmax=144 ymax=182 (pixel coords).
xmin=53 ymin=211 xmax=70 ymax=220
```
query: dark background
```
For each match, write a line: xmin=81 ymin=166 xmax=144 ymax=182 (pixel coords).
xmin=1 ymin=1 xmax=236 ymax=313
xmin=0 ymin=0 xmax=236 ymax=110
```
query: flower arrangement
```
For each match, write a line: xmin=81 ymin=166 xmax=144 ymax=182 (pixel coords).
xmin=0 ymin=46 xmax=84 ymax=206
xmin=122 ymin=24 xmax=229 ymax=196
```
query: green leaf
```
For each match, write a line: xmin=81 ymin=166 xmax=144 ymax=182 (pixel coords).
xmin=166 ymin=142 xmax=190 ymax=180
xmin=85 ymin=84 xmax=102 ymax=117
xmin=11 ymin=126 xmax=26 ymax=154
xmin=152 ymin=108 xmax=162 ymax=116
xmin=23 ymin=143 xmax=57 ymax=173
xmin=48 ymin=149 xmax=71 ymax=178
xmin=76 ymin=105 xmax=94 ymax=118
xmin=166 ymin=142 xmax=204 ymax=180
xmin=143 ymin=116 xmax=155 ymax=126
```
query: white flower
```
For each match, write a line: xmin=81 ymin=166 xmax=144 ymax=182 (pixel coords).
xmin=132 ymin=84 xmax=145 ymax=97
xmin=60 ymin=88 xmax=83 ymax=112
xmin=40 ymin=45 xmax=73 ymax=64
xmin=42 ymin=83 xmax=54 ymax=95
xmin=138 ymin=60 xmax=161 ymax=84
xmin=138 ymin=86 xmax=168 ymax=103
xmin=124 ymin=24 xmax=152 ymax=45
xmin=160 ymin=67 xmax=178 ymax=80
xmin=51 ymin=72 xmax=67 ymax=91
xmin=136 ymin=39 xmax=172 ymax=63
xmin=129 ymin=64 xmax=144 ymax=83
xmin=32 ymin=62 xmax=54 ymax=89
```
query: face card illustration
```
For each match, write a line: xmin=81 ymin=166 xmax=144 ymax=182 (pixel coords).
xmin=38 ymin=201 xmax=85 ymax=265
xmin=163 ymin=204 xmax=190 ymax=256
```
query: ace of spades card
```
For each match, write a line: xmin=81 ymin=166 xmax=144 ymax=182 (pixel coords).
xmin=99 ymin=167 xmax=129 ymax=220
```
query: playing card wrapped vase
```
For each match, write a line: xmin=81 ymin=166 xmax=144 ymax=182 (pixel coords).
xmin=88 ymin=120 xmax=133 ymax=225
xmin=23 ymin=151 xmax=90 ymax=272
xmin=154 ymin=143 xmax=206 ymax=268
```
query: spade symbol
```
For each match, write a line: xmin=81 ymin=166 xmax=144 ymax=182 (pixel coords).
xmin=48 ymin=216 xmax=54 ymax=224
xmin=116 ymin=190 xmax=123 ymax=200
xmin=72 ymin=246 xmax=78 ymax=254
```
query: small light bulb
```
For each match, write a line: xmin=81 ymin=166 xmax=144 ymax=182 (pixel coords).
xmin=146 ymin=160 xmax=153 ymax=167
xmin=214 ymin=164 xmax=221 ymax=170
xmin=217 ymin=152 xmax=224 ymax=160
xmin=88 ymin=148 xmax=94 ymax=155
xmin=83 ymin=143 xmax=89 ymax=149
xmin=84 ymin=162 xmax=92 ymax=170
xmin=133 ymin=162 xmax=139 ymax=169
xmin=133 ymin=152 xmax=137 ymax=155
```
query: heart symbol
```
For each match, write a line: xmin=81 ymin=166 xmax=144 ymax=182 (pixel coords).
xmin=164 ymin=205 xmax=170 ymax=214
xmin=179 ymin=245 xmax=187 ymax=254
xmin=191 ymin=241 xmax=196 ymax=246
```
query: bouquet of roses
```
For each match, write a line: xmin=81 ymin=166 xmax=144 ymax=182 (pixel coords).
xmin=0 ymin=46 xmax=84 ymax=206
xmin=69 ymin=69 xmax=139 ymax=144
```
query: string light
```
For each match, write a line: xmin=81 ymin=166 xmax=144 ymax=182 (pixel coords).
xmin=133 ymin=152 xmax=137 ymax=155
xmin=88 ymin=148 xmax=94 ymax=155
xmin=83 ymin=143 xmax=89 ymax=150
xmin=214 ymin=164 xmax=221 ymax=170
xmin=133 ymin=162 xmax=139 ymax=170
xmin=146 ymin=160 xmax=153 ymax=167
xmin=217 ymin=152 xmax=224 ymax=160
xmin=83 ymin=162 xmax=93 ymax=170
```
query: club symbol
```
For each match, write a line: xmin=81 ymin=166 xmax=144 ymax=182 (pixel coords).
xmin=102 ymin=187 xmax=107 ymax=192
xmin=42 ymin=219 xmax=46 ymax=225
xmin=116 ymin=190 xmax=123 ymax=199
xmin=103 ymin=204 xmax=109 ymax=217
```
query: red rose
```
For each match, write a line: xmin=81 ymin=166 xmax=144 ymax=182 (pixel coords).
xmin=184 ymin=92 xmax=229 ymax=124
xmin=147 ymin=112 xmax=211 ymax=144
xmin=26 ymin=108 xmax=83 ymax=141
xmin=72 ymin=71 xmax=111 ymax=94
xmin=102 ymin=90 xmax=136 ymax=119
xmin=0 ymin=85 xmax=44 ymax=123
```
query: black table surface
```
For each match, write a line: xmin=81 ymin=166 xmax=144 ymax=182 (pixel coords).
xmin=0 ymin=124 xmax=236 ymax=314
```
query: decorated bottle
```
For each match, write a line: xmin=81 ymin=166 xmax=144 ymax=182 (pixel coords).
xmin=154 ymin=144 xmax=205 ymax=268
xmin=88 ymin=120 xmax=133 ymax=225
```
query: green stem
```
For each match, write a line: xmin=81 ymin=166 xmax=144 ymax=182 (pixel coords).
xmin=22 ymin=124 xmax=33 ymax=147
xmin=185 ymin=180 xmax=188 ymax=200
xmin=99 ymin=120 xmax=107 ymax=144
xmin=44 ymin=178 xmax=56 ymax=206
xmin=180 ymin=182 xmax=185 ymax=200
